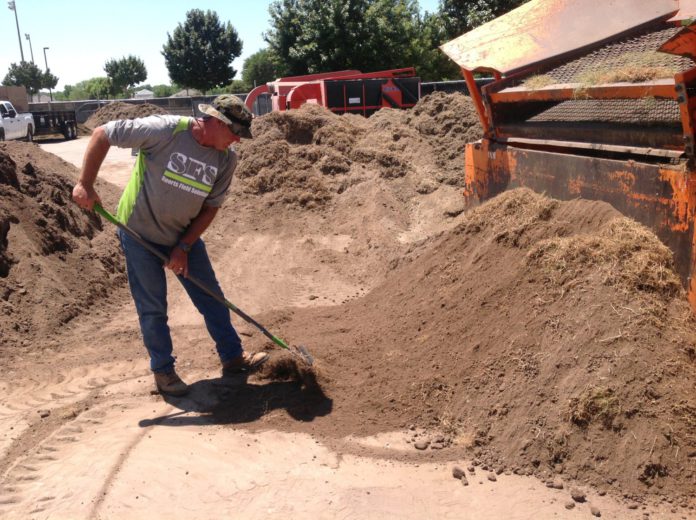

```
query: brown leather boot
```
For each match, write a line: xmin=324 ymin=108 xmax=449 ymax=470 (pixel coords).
xmin=222 ymin=351 xmax=269 ymax=376
xmin=153 ymin=370 xmax=189 ymax=396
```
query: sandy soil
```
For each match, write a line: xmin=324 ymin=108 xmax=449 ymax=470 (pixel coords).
xmin=1 ymin=97 xmax=695 ymax=519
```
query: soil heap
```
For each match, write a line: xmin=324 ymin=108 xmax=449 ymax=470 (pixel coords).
xmin=84 ymin=101 xmax=170 ymax=130
xmin=218 ymin=95 xmax=695 ymax=501
xmin=0 ymin=142 xmax=125 ymax=353
xmin=248 ymin=188 xmax=696 ymax=502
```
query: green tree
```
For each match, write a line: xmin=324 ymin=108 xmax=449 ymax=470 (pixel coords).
xmin=265 ymin=0 xmax=452 ymax=78
xmin=242 ymin=49 xmax=280 ymax=88
xmin=414 ymin=11 xmax=460 ymax=80
xmin=84 ymin=77 xmax=111 ymax=99
xmin=43 ymin=69 xmax=59 ymax=92
xmin=438 ymin=0 xmax=529 ymax=38
xmin=152 ymin=84 xmax=177 ymax=97
xmin=3 ymin=61 xmax=45 ymax=96
xmin=104 ymin=55 xmax=147 ymax=96
xmin=264 ymin=0 xmax=303 ymax=76
xmin=162 ymin=9 xmax=243 ymax=93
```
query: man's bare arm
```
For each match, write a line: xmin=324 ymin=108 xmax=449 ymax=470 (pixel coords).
xmin=72 ymin=126 xmax=111 ymax=210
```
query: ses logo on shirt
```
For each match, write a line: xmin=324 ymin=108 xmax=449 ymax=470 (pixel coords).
xmin=162 ymin=152 xmax=219 ymax=196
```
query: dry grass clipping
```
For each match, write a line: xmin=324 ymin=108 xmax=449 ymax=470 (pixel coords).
xmin=569 ymin=386 xmax=620 ymax=429
xmin=458 ymin=188 xmax=558 ymax=244
xmin=260 ymin=353 xmax=327 ymax=394
xmin=527 ymin=218 xmax=682 ymax=298
xmin=523 ymin=75 xmax=556 ymax=90
xmin=571 ymin=51 xmax=679 ymax=98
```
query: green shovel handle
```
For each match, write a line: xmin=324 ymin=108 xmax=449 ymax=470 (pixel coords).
xmin=94 ymin=203 xmax=291 ymax=351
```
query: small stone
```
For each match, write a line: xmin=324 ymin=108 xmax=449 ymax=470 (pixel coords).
xmin=564 ymin=501 xmax=575 ymax=510
xmin=487 ymin=472 xmax=497 ymax=482
xmin=467 ymin=466 xmax=475 ymax=474
xmin=461 ymin=476 xmax=469 ymax=486
xmin=308 ymin=295 xmax=318 ymax=300
xmin=590 ymin=505 xmax=601 ymax=517
xmin=430 ymin=442 xmax=444 ymax=450
xmin=570 ymin=488 xmax=586 ymax=503
xmin=496 ymin=467 xmax=504 ymax=475
xmin=452 ymin=466 xmax=465 ymax=479
xmin=38 ymin=410 xmax=50 ymax=418
xmin=552 ymin=478 xmax=564 ymax=490
xmin=598 ymin=490 xmax=606 ymax=497
xmin=414 ymin=440 xmax=429 ymax=450
xmin=628 ymin=503 xmax=640 ymax=510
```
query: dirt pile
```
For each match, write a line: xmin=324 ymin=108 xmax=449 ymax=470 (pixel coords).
xmin=0 ymin=142 xmax=125 ymax=354
xmin=85 ymin=101 xmax=170 ymax=130
xmin=234 ymin=92 xmax=482 ymax=207
xmin=249 ymin=188 xmax=696 ymax=500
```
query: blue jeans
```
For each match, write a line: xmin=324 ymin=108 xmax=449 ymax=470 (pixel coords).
xmin=118 ymin=229 xmax=243 ymax=373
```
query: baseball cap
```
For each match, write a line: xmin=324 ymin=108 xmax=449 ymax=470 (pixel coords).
xmin=198 ymin=94 xmax=253 ymax=139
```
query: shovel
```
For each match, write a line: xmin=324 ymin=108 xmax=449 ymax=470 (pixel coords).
xmin=94 ymin=203 xmax=314 ymax=366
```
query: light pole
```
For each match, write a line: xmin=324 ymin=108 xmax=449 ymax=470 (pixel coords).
xmin=7 ymin=1 xmax=25 ymax=62
xmin=24 ymin=33 xmax=34 ymax=63
xmin=43 ymin=47 xmax=52 ymax=101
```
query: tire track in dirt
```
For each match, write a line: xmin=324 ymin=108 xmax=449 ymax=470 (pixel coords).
xmin=0 ymin=362 xmax=156 ymax=518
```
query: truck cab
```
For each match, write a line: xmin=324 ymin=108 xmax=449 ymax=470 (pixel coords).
xmin=0 ymin=101 xmax=34 ymax=141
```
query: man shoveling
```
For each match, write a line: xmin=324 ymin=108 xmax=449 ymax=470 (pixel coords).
xmin=72 ymin=95 xmax=268 ymax=397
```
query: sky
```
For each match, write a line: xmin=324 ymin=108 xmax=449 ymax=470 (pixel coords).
xmin=1 ymin=0 xmax=442 ymax=91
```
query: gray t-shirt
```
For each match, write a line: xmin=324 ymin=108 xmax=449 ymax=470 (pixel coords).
xmin=103 ymin=115 xmax=237 ymax=246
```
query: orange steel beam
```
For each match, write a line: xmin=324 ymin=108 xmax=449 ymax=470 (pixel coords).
xmin=659 ymin=27 xmax=696 ymax=60
xmin=489 ymin=82 xmax=677 ymax=103
xmin=675 ymin=66 xmax=696 ymax=157
xmin=462 ymin=68 xmax=492 ymax=136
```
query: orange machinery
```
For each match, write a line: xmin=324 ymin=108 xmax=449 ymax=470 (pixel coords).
xmin=441 ymin=0 xmax=696 ymax=311
xmin=244 ymin=68 xmax=420 ymax=116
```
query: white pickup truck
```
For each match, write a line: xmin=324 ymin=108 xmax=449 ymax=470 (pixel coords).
xmin=0 ymin=101 xmax=34 ymax=141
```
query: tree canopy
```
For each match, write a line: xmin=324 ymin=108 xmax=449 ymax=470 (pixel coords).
xmin=242 ymin=48 xmax=281 ymax=88
xmin=162 ymin=9 xmax=243 ymax=93
xmin=262 ymin=0 xmax=526 ymax=81
xmin=265 ymin=0 xmax=424 ymax=75
xmin=2 ymin=61 xmax=58 ymax=96
xmin=439 ymin=0 xmax=528 ymax=39
xmin=104 ymin=55 xmax=147 ymax=96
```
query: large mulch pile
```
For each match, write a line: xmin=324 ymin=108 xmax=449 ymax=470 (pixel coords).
xmin=244 ymin=188 xmax=696 ymax=502
xmin=234 ymin=91 xmax=482 ymax=207
xmin=84 ymin=101 xmax=170 ymax=130
xmin=0 ymin=142 xmax=125 ymax=351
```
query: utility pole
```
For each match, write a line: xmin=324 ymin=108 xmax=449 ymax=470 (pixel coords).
xmin=43 ymin=47 xmax=52 ymax=102
xmin=25 ymin=33 xmax=34 ymax=63
xmin=7 ymin=1 xmax=24 ymax=62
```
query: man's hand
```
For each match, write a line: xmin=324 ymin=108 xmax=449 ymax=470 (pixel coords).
xmin=166 ymin=247 xmax=189 ymax=277
xmin=72 ymin=181 xmax=101 ymax=211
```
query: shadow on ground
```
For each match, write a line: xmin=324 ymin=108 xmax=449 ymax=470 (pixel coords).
xmin=138 ymin=374 xmax=333 ymax=427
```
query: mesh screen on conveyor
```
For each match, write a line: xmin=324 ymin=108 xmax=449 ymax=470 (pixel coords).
xmin=527 ymin=98 xmax=680 ymax=125
xmin=544 ymin=25 xmax=693 ymax=84
xmin=514 ymin=23 xmax=692 ymax=127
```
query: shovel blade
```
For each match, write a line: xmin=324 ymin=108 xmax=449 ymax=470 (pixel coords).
xmin=290 ymin=344 xmax=314 ymax=366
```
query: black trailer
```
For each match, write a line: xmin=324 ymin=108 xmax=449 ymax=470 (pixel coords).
xmin=31 ymin=109 xmax=78 ymax=140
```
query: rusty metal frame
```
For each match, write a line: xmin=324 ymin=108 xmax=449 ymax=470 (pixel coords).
xmin=464 ymin=140 xmax=696 ymax=310
xmin=489 ymin=81 xmax=678 ymax=103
